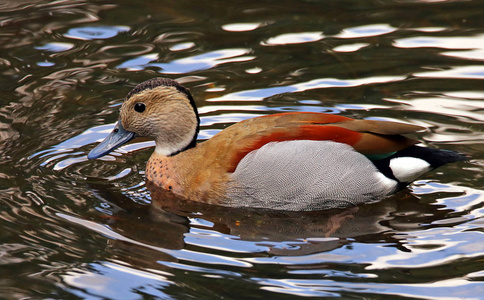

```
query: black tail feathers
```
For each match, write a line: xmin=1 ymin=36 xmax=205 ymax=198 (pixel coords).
xmin=372 ymin=145 xmax=468 ymax=186
xmin=392 ymin=145 xmax=468 ymax=169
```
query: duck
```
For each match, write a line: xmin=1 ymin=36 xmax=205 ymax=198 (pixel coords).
xmin=88 ymin=77 xmax=466 ymax=211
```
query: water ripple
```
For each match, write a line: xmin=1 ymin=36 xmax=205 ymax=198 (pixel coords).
xmin=60 ymin=261 xmax=173 ymax=299
xmin=118 ymin=48 xmax=254 ymax=74
xmin=64 ymin=25 xmax=130 ymax=40
xmin=395 ymin=34 xmax=484 ymax=60
xmin=415 ymin=66 xmax=484 ymax=79
xmin=255 ymin=276 xmax=484 ymax=299
xmin=388 ymin=97 xmax=484 ymax=123
xmin=208 ymin=75 xmax=406 ymax=101
xmin=35 ymin=42 xmax=74 ymax=52
xmin=58 ymin=213 xmax=253 ymax=268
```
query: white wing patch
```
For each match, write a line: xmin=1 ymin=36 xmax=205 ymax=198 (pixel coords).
xmin=389 ymin=156 xmax=431 ymax=183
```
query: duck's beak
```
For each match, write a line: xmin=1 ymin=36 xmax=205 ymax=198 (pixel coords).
xmin=88 ymin=121 xmax=136 ymax=159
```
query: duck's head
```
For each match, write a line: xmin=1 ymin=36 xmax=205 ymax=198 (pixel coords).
xmin=88 ymin=78 xmax=200 ymax=159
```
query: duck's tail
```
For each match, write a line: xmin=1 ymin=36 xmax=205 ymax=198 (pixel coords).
xmin=372 ymin=145 xmax=468 ymax=188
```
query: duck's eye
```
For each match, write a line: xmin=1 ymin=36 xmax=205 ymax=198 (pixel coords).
xmin=134 ymin=102 xmax=145 ymax=113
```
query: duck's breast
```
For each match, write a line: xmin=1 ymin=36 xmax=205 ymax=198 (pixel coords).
xmin=227 ymin=140 xmax=398 ymax=211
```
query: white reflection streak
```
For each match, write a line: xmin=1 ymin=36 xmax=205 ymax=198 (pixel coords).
xmin=333 ymin=43 xmax=369 ymax=52
xmin=335 ymin=24 xmax=396 ymax=39
xmin=415 ymin=66 xmax=484 ymax=79
xmin=395 ymin=35 xmax=484 ymax=49
xmin=395 ymin=34 xmax=484 ymax=60
xmin=105 ymin=261 xmax=172 ymax=280
xmin=367 ymin=247 xmax=482 ymax=271
xmin=169 ymin=42 xmax=195 ymax=51
xmin=263 ymin=32 xmax=324 ymax=45
xmin=222 ymin=23 xmax=261 ymax=32
xmin=36 ymin=42 xmax=74 ymax=52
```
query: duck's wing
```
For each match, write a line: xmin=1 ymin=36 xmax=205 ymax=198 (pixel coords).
xmin=213 ymin=112 xmax=425 ymax=172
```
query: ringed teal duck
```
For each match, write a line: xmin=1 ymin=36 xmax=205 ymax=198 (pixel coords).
xmin=88 ymin=77 xmax=466 ymax=211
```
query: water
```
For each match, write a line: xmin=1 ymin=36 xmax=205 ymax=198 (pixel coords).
xmin=1 ymin=0 xmax=483 ymax=298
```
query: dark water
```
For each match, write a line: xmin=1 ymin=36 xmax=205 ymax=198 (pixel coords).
xmin=1 ymin=0 xmax=484 ymax=298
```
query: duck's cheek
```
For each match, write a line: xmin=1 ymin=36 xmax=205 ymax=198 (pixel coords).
xmin=130 ymin=119 xmax=158 ymax=138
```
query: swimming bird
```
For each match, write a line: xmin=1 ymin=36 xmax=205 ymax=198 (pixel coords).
xmin=88 ymin=77 xmax=466 ymax=211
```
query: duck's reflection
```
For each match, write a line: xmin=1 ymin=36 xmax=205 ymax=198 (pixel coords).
xmin=85 ymin=181 xmax=446 ymax=265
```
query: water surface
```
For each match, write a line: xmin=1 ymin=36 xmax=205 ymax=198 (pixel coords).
xmin=1 ymin=0 xmax=483 ymax=299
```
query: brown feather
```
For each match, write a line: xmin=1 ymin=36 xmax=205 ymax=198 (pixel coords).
xmin=334 ymin=119 xmax=425 ymax=135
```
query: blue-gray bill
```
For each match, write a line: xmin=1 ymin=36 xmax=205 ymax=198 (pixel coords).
xmin=87 ymin=121 xmax=136 ymax=159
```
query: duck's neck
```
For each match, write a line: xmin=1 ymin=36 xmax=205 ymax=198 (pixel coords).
xmin=154 ymin=133 xmax=198 ymax=157
xmin=168 ymin=136 xmax=197 ymax=157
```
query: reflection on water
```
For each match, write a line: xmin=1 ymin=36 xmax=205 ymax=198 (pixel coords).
xmin=395 ymin=34 xmax=484 ymax=60
xmin=1 ymin=0 xmax=484 ymax=299
xmin=65 ymin=25 xmax=130 ymax=40
xmin=118 ymin=48 xmax=254 ymax=74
